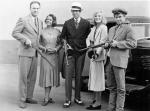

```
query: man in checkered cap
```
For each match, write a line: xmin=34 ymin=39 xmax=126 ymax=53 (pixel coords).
xmin=60 ymin=2 xmax=91 ymax=108
xmin=105 ymin=8 xmax=137 ymax=111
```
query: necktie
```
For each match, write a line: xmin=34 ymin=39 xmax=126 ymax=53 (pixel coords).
xmin=34 ymin=18 xmax=38 ymax=28
xmin=34 ymin=18 xmax=39 ymax=34
xmin=75 ymin=19 xmax=79 ymax=29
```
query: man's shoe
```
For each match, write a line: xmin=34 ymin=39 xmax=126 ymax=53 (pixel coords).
xmin=19 ymin=101 xmax=27 ymax=109
xmin=63 ymin=100 xmax=71 ymax=108
xmin=74 ymin=98 xmax=84 ymax=106
xmin=86 ymin=104 xmax=101 ymax=110
xmin=26 ymin=98 xmax=38 ymax=104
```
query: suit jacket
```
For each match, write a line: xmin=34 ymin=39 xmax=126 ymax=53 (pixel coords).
xmin=12 ymin=14 xmax=43 ymax=57
xmin=87 ymin=24 xmax=108 ymax=61
xmin=108 ymin=23 xmax=137 ymax=68
xmin=60 ymin=18 xmax=91 ymax=52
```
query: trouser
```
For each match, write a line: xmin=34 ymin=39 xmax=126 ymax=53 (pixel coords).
xmin=106 ymin=59 xmax=126 ymax=111
xmin=18 ymin=56 xmax=37 ymax=102
xmin=65 ymin=53 xmax=85 ymax=101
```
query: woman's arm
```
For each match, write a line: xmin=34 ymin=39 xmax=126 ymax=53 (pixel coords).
xmin=55 ymin=31 xmax=63 ymax=52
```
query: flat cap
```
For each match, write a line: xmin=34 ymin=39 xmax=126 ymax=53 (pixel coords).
xmin=112 ymin=8 xmax=127 ymax=15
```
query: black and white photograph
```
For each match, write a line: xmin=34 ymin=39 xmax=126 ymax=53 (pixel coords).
xmin=0 ymin=0 xmax=150 ymax=111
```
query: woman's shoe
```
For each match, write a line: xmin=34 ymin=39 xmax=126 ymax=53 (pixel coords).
xmin=48 ymin=98 xmax=55 ymax=103
xmin=63 ymin=100 xmax=71 ymax=108
xmin=41 ymin=99 xmax=49 ymax=106
xmin=87 ymin=100 xmax=96 ymax=107
xmin=92 ymin=100 xmax=96 ymax=104
xmin=41 ymin=98 xmax=54 ymax=106
xmin=86 ymin=104 xmax=101 ymax=110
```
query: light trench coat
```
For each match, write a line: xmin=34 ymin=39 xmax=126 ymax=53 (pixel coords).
xmin=86 ymin=24 xmax=108 ymax=91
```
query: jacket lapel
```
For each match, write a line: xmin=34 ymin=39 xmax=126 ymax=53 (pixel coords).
xmin=88 ymin=26 xmax=101 ymax=44
xmin=113 ymin=25 xmax=124 ymax=40
xmin=28 ymin=15 xmax=38 ymax=33
xmin=70 ymin=18 xmax=76 ymax=30
xmin=94 ymin=26 xmax=102 ymax=42
xmin=38 ymin=19 xmax=42 ymax=35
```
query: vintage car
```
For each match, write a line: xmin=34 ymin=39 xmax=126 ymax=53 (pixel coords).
xmin=58 ymin=16 xmax=150 ymax=110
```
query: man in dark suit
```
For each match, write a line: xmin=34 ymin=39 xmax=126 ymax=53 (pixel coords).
xmin=60 ymin=2 xmax=91 ymax=108
xmin=105 ymin=8 xmax=137 ymax=111
xmin=12 ymin=1 xmax=43 ymax=108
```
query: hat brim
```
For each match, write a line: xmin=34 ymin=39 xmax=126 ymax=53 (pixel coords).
xmin=71 ymin=8 xmax=82 ymax=11
xmin=113 ymin=11 xmax=127 ymax=15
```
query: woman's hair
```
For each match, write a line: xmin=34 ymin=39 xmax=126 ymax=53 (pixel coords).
xmin=93 ymin=11 xmax=107 ymax=25
xmin=45 ymin=14 xmax=57 ymax=27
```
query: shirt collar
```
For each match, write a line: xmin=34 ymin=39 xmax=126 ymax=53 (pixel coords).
xmin=30 ymin=14 xmax=38 ymax=21
xmin=74 ymin=17 xmax=81 ymax=23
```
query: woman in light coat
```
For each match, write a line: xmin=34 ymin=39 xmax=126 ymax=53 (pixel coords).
xmin=86 ymin=11 xmax=108 ymax=110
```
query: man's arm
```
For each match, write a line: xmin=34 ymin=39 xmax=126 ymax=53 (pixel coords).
xmin=12 ymin=18 xmax=31 ymax=46
xmin=60 ymin=21 xmax=67 ymax=40
xmin=116 ymin=26 xmax=137 ymax=49
xmin=86 ymin=21 xmax=91 ymax=38
xmin=38 ymin=34 xmax=47 ymax=52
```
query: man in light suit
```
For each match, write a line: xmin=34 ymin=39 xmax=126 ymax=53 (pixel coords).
xmin=60 ymin=2 xmax=91 ymax=108
xmin=12 ymin=1 xmax=43 ymax=108
xmin=105 ymin=8 xmax=137 ymax=111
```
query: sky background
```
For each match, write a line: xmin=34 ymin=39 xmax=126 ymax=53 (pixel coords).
xmin=0 ymin=0 xmax=149 ymax=40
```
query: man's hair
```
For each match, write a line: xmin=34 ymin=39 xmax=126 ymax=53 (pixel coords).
xmin=30 ymin=1 xmax=40 ymax=8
